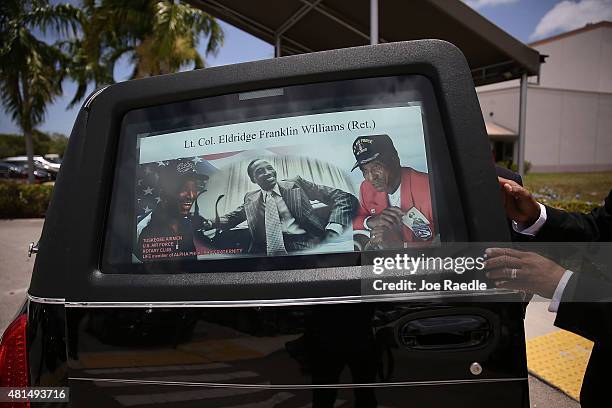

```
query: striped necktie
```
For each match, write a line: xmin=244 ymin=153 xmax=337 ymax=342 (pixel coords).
xmin=265 ymin=191 xmax=288 ymax=256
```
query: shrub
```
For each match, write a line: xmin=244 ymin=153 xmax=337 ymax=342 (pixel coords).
xmin=495 ymin=160 xmax=531 ymax=175
xmin=0 ymin=131 xmax=68 ymax=158
xmin=0 ymin=181 xmax=54 ymax=218
xmin=540 ymin=199 xmax=600 ymax=214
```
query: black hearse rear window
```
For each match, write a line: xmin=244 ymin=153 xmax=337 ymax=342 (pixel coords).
xmin=103 ymin=75 xmax=462 ymax=273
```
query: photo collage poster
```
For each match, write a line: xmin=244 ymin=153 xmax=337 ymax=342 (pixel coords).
xmin=134 ymin=106 xmax=436 ymax=262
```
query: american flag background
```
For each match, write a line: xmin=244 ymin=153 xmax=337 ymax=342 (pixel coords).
xmin=135 ymin=155 xmax=219 ymax=224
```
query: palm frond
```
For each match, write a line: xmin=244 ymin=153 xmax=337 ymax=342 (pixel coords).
xmin=24 ymin=3 xmax=81 ymax=38
xmin=0 ymin=0 xmax=71 ymax=132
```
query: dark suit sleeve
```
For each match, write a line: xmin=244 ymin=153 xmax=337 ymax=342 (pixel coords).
xmin=219 ymin=204 xmax=247 ymax=230
xmin=540 ymin=191 xmax=612 ymax=343
xmin=537 ymin=190 xmax=612 ymax=242
xmin=294 ymin=177 xmax=358 ymax=228
xmin=555 ymin=272 xmax=612 ymax=343
xmin=495 ymin=165 xmax=523 ymax=186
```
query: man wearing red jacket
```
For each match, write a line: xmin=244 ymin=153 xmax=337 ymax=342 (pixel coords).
xmin=351 ymin=134 xmax=434 ymax=249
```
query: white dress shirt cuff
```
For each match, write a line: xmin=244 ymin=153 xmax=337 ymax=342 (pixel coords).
xmin=325 ymin=223 xmax=343 ymax=235
xmin=512 ymin=203 xmax=547 ymax=236
xmin=548 ymin=270 xmax=574 ymax=313
xmin=363 ymin=216 xmax=372 ymax=231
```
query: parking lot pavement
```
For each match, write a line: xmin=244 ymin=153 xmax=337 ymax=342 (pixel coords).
xmin=524 ymin=297 xmax=561 ymax=340
xmin=525 ymin=298 xmax=580 ymax=407
xmin=0 ymin=219 xmax=580 ymax=406
xmin=0 ymin=218 xmax=43 ymax=332
xmin=528 ymin=375 xmax=580 ymax=408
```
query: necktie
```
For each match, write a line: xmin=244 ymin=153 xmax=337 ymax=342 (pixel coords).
xmin=265 ymin=191 xmax=288 ymax=256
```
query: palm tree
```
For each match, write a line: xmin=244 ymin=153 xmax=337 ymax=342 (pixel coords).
xmin=68 ymin=0 xmax=224 ymax=105
xmin=0 ymin=0 xmax=80 ymax=183
xmin=124 ymin=0 xmax=224 ymax=78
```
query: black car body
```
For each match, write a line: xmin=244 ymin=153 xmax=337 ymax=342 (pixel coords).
xmin=1 ymin=41 xmax=529 ymax=407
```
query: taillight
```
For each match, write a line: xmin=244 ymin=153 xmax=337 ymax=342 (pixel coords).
xmin=0 ymin=314 xmax=30 ymax=407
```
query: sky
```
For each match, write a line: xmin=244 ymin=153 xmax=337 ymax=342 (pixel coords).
xmin=2 ymin=0 xmax=611 ymax=136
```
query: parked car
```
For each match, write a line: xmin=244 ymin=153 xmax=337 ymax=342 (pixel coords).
xmin=0 ymin=161 xmax=53 ymax=182
xmin=22 ymin=163 xmax=54 ymax=183
xmin=1 ymin=158 xmax=58 ymax=181
xmin=3 ymin=155 xmax=61 ymax=174
xmin=1 ymin=41 xmax=529 ymax=407
xmin=0 ymin=161 xmax=26 ymax=179
xmin=44 ymin=153 xmax=63 ymax=165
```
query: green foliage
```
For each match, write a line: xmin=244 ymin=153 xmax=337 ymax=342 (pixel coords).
xmin=525 ymin=172 xmax=612 ymax=204
xmin=540 ymin=199 xmax=600 ymax=214
xmin=66 ymin=0 xmax=224 ymax=106
xmin=0 ymin=0 xmax=80 ymax=182
xmin=0 ymin=131 xmax=68 ymax=157
xmin=495 ymin=160 xmax=531 ymax=175
xmin=0 ymin=181 xmax=54 ymax=218
xmin=0 ymin=0 xmax=80 ymax=127
xmin=523 ymin=172 xmax=611 ymax=215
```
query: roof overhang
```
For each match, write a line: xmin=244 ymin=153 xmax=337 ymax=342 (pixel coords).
xmin=486 ymin=121 xmax=517 ymax=141
xmin=187 ymin=0 xmax=541 ymax=86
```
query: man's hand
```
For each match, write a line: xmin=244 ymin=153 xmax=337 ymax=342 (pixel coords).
xmin=192 ymin=214 xmax=215 ymax=231
xmin=368 ymin=225 xmax=403 ymax=249
xmin=484 ymin=247 xmax=566 ymax=298
xmin=367 ymin=207 xmax=404 ymax=230
xmin=368 ymin=225 xmax=386 ymax=249
xmin=324 ymin=229 xmax=340 ymax=242
xmin=498 ymin=177 xmax=540 ymax=225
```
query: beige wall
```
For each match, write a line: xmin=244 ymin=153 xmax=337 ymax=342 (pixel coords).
xmin=537 ymin=26 xmax=612 ymax=93
xmin=525 ymin=88 xmax=562 ymax=168
xmin=476 ymin=24 xmax=612 ymax=173
xmin=478 ymin=25 xmax=612 ymax=94
xmin=478 ymin=87 xmax=612 ymax=172
xmin=478 ymin=89 xmax=519 ymax=133
xmin=596 ymin=96 xmax=612 ymax=166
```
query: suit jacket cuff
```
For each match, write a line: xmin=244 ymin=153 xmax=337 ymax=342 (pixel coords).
xmin=326 ymin=223 xmax=343 ymax=235
xmin=513 ymin=203 xmax=547 ymax=236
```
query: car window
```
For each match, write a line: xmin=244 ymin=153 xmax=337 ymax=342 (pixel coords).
xmin=103 ymin=75 xmax=467 ymax=274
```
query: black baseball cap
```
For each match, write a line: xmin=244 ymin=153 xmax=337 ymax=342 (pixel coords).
xmin=351 ymin=134 xmax=398 ymax=171
xmin=159 ymin=159 xmax=209 ymax=193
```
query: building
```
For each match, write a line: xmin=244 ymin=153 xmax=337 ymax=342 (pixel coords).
xmin=478 ymin=21 xmax=612 ymax=173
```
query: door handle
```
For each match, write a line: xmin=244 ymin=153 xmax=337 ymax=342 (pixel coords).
xmin=28 ymin=241 xmax=39 ymax=257
xmin=399 ymin=315 xmax=490 ymax=350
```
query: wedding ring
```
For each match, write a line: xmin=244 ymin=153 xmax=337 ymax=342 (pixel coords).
xmin=510 ymin=268 xmax=518 ymax=280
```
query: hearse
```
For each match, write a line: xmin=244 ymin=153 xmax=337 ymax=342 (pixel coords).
xmin=1 ymin=40 xmax=528 ymax=407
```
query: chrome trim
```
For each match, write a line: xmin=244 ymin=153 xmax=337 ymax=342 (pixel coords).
xmin=84 ymin=86 xmax=110 ymax=108
xmin=64 ymin=289 xmax=517 ymax=308
xmin=27 ymin=293 xmax=66 ymax=304
xmin=68 ymin=377 xmax=527 ymax=389
xmin=27 ymin=241 xmax=39 ymax=258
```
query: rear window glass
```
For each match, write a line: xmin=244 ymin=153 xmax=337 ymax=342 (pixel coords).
xmin=103 ymin=75 xmax=464 ymax=273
